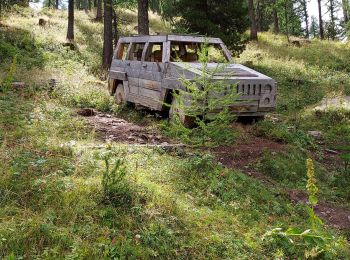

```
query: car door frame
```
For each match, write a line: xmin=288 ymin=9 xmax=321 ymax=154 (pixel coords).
xmin=137 ymin=39 xmax=167 ymax=110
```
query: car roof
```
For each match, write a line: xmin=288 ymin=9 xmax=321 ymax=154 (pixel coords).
xmin=119 ymin=34 xmax=224 ymax=44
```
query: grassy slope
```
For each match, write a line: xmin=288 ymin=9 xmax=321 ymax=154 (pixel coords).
xmin=237 ymin=34 xmax=350 ymax=207
xmin=0 ymin=8 xmax=349 ymax=258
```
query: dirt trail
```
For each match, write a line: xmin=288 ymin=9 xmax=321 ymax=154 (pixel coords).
xmin=84 ymin=111 xmax=170 ymax=144
xmin=82 ymin=110 xmax=350 ymax=230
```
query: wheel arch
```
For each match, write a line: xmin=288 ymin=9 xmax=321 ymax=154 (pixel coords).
xmin=108 ymin=79 xmax=124 ymax=96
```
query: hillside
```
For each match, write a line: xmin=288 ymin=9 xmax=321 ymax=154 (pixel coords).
xmin=0 ymin=8 xmax=350 ymax=259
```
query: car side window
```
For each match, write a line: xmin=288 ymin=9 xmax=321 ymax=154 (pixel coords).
xmin=128 ymin=43 xmax=145 ymax=61
xmin=145 ymin=43 xmax=163 ymax=62
xmin=116 ymin=43 xmax=130 ymax=60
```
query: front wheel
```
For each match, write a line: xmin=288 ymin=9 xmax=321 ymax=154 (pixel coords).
xmin=114 ymin=83 xmax=126 ymax=105
xmin=169 ymin=97 xmax=195 ymax=128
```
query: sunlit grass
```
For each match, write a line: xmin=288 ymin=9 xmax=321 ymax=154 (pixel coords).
xmin=0 ymin=8 xmax=349 ymax=259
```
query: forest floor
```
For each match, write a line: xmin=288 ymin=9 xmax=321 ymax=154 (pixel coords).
xmin=1 ymin=7 xmax=350 ymax=259
xmin=82 ymin=109 xmax=350 ymax=230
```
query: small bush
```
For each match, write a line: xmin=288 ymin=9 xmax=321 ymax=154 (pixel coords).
xmin=164 ymin=42 xmax=239 ymax=146
xmin=97 ymin=144 xmax=132 ymax=206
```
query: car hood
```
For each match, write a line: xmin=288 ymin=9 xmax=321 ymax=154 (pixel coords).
xmin=170 ymin=62 xmax=272 ymax=80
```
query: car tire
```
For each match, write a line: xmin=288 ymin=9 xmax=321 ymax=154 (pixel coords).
xmin=114 ymin=83 xmax=126 ymax=105
xmin=169 ymin=97 xmax=195 ymax=128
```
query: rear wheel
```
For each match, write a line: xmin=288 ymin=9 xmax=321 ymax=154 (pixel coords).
xmin=114 ymin=83 xmax=126 ymax=105
xmin=169 ymin=97 xmax=195 ymax=128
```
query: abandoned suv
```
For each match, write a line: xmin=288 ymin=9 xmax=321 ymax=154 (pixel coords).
xmin=108 ymin=35 xmax=276 ymax=123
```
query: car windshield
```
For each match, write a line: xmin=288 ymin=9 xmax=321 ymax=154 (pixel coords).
xmin=170 ymin=41 xmax=229 ymax=63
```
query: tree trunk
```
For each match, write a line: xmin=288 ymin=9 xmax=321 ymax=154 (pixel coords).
xmin=88 ymin=0 xmax=91 ymax=10
xmin=342 ymin=0 xmax=349 ymax=23
xmin=248 ymin=0 xmax=258 ymax=40
xmin=112 ymin=8 xmax=119 ymax=46
xmin=48 ymin=0 xmax=51 ymax=8
xmin=67 ymin=0 xmax=74 ymax=41
xmin=102 ymin=0 xmax=113 ymax=69
xmin=285 ymin=0 xmax=290 ymax=42
xmin=302 ymin=0 xmax=309 ymax=38
xmin=318 ymin=0 xmax=324 ymax=39
xmin=273 ymin=7 xmax=279 ymax=34
xmin=55 ymin=0 xmax=59 ymax=9
xmin=138 ymin=0 xmax=149 ymax=35
xmin=96 ymin=0 xmax=103 ymax=21
xmin=329 ymin=0 xmax=336 ymax=40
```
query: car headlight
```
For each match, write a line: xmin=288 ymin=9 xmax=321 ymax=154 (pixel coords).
xmin=263 ymin=84 xmax=272 ymax=93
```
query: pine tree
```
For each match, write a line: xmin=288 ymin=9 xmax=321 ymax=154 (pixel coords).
xmin=326 ymin=0 xmax=340 ymax=39
xmin=318 ymin=0 xmax=325 ymax=39
xmin=169 ymin=0 xmax=249 ymax=54
xmin=301 ymin=0 xmax=309 ymax=38
xmin=310 ymin=16 xmax=319 ymax=38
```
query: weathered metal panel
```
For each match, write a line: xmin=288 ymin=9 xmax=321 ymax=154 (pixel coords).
xmin=167 ymin=35 xmax=222 ymax=44
xmin=128 ymin=77 xmax=139 ymax=88
xmin=140 ymin=87 xmax=161 ymax=99
xmin=139 ymin=79 xmax=161 ymax=91
xmin=129 ymin=85 xmax=138 ymax=94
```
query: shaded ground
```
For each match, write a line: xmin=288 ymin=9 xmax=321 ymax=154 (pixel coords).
xmin=84 ymin=110 xmax=170 ymax=144
xmin=83 ymin=110 xmax=350 ymax=230
xmin=289 ymin=189 xmax=350 ymax=230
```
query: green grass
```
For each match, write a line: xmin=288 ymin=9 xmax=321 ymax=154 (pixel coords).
xmin=0 ymin=8 xmax=349 ymax=259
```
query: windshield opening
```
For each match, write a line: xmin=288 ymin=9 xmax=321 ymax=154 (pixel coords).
xmin=170 ymin=42 xmax=229 ymax=63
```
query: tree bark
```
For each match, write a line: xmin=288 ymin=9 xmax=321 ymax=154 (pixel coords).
xmin=138 ymin=0 xmax=149 ymax=35
xmin=96 ymin=0 xmax=103 ymax=21
xmin=102 ymin=0 xmax=113 ymax=69
xmin=317 ymin=0 xmax=324 ymax=39
xmin=112 ymin=8 xmax=119 ymax=46
xmin=67 ymin=0 xmax=74 ymax=41
xmin=273 ymin=7 xmax=279 ymax=34
xmin=284 ymin=0 xmax=290 ymax=42
xmin=55 ymin=0 xmax=59 ymax=9
xmin=342 ymin=0 xmax=349 ymax=23
xmin=329 ymin=0 xmax=336 ymax=40
xmin=248 ymin=0 xmax=258 ymax=40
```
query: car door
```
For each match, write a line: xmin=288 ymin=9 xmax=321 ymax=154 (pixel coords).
xmin=124 ymin=42 xmax=145 ymax=103
xmin=138 ymin=41 xmax=166 ymax=110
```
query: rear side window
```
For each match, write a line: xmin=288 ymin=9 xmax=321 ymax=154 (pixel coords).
xmin=145 ymin=43 xmax=163 ymax=62
xmin=116 ymin=43 xmax=130 ymax=60
xmin=128 ymin=43 xmax=145 ymax=61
